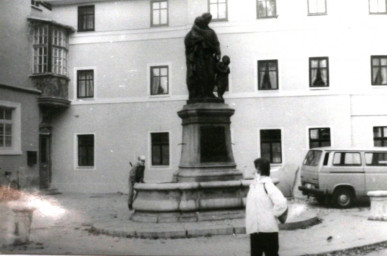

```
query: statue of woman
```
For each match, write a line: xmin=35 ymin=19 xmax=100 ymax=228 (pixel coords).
xmin=185 ymin=13 xmax=221 ymax=101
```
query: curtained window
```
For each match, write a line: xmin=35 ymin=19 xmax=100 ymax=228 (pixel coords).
xmin=151 ymin=0 xmax=168 ymax=26
xmin=151 ymin=66 xmax=169 ymax=95
xmin=374 ymin=127 xmax=387 ymax=146
xmin=258 ymin=60 xmax=278 ymax=90
xmin=0 ymin=107 xmax=13 ymax=148
xmin=77 ymin=70 xmax=94 ymax=98
xmin=309 ymin=57 xmax=329 ymax=87
xmin=371 ymin=56 xmax=387 ymax=85
xmin=257 ymin=0 xmax=277 ymax=18
xmin=78 ymin=5 xmax=95 ymax=32
xmin=209 ymin=0 xmax=228 ymax=21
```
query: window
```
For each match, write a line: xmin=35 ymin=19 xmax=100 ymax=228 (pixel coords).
xmin=258 ymin=60 xmax=278 ymax=90
xmin=309 ymin=57 xmax=329 ymax=87
xmin=260 ymin=129 xmax=282 ymax=164
xmin=369 ymin=0 xmax=387 ymax=14
xmin=371 ymin=56 xmax=387 ymax=85
xmin=309 ymin=128 xmax=331 ymax=148
xmin=303 ymin=150 xmax=322 ymax=166
xmin=77 ymin=70 xmax=94 ymax=98
xmin=374 ymin=127 xmax=387 ymax=146
xmin=308 ymin=0 xmax=327 ymax=15
xmin=0 ymin=107 xmax=13 ymax=148
xmin=365 ymin=152 xmax=387 ymax=166
xmin=78 ymin=5 xmax=95 ymax=32
xmin=31 ymin=0 xmax=39 ymax=7
xmin=333 ymin=152 xmax=361 ymax=166
xmin=151 ymin=132 xmax=169 ymax=166
xmin=150 ymin=66 xmax=169 ymax=95
xmin=32 ymin=24 xmax=68 ymax=76
xmin=151 ymin=0 xmax=168 ymax=26
xmin=257 ymin=0 xmax=277 ymax=18
xmin=209 ymin=0 xmax=227 ymax=21
xmin=77 ymin=134 xmax=94 ymax=167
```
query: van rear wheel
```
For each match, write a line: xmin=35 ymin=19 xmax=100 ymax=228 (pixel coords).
xmin=332 ymin=188 xmax=354 ymax=208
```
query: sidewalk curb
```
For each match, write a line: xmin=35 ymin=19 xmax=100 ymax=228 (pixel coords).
xmin=90 ymin=215 xmax=321 ymax=239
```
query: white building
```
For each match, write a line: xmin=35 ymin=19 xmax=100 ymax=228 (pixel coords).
xmin=8 ymin=0 xmax=387 ymax=196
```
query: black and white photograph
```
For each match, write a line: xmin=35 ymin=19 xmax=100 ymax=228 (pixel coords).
xmin=1 ymin=0 xmax=387 ymax=255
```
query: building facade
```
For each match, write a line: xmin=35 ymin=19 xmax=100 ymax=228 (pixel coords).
xmin=3 ymin=0 xmax=387 ymax=196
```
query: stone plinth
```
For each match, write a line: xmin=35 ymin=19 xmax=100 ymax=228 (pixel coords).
xmin=174 ymin=103 xmax=242 ymax=182
xmin=368 ymin=191 xmax=387 ymax=221
xmin=131 ymin=180 xmax=253 ymax=223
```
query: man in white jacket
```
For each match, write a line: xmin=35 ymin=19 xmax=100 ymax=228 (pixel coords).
xmin=245 ymin=158 xmax=288 ymax=256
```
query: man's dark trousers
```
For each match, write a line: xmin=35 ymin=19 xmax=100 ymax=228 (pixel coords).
xmin=250 ymin=232 xmax=279 ymax=256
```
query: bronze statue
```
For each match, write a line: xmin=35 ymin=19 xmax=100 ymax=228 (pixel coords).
xmin=185 ymin=13 xmax=221 ymax=101
xmin=215 ymin=55 xmax=230 ymax=100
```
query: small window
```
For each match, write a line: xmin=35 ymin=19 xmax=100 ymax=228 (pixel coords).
xmin=257 ymin=0 xmax=277 ymax=18
xmin=309 ymin=128 xmax=331 ymax=148
xmin=369 ymin=0 xmax=387 ymax=14
xmin=151 ymin=0 xmax=168 ymax=26
xmin=303 ymin=150 xmax=322 ymax=166
xmin=150 ymin=66 xmax=169 ymax=95
xmin=258 ymin=60 xmax=278 ymax=90
xmin=373 ymin=126 xmax=387 ymax=146
xmin=77 ymin=70 xmax=94 ymax=98
xmin=365 ymin=152 xmax=387 ymax=166
xmin=209 ymin=0 xmax=228 ymax=21
xmin=151 ymin=132 xmax=169 ymax=166
xmin=78 ymin=134 xmax=94 ymax=167
xmin=371 ymin=56 xmax=387 ymax=85
xmin=78 ymin=5 xmax=95 ymax=32
xmin=309 ymin=57 xmax=329 ymax=87
xmin=260 ymin=129 xmax=282 ymax=164
xmin=0 ymin=107 xmax=13 ymax=148
xmin=323 ymin=152 xmax=330 ymax=166
xmin=308 ymin=0 xmax=327 ymax=15
xmin=333 ymin=152 xmax=361 ymax=166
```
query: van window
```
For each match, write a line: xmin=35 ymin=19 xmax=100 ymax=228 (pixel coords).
xmin=333 ymin=152 xmax=361 ymax=166
xmin=365 ymin=152 xmax=387 ymax=166
xmin=303 ymin=150 xmax=322 ymax=166
xmin=323 ymin=152 xmax=330 ymax=166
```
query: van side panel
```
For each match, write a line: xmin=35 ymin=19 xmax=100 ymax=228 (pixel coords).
xmin=365 ymin=166 xmax=387 ymax=192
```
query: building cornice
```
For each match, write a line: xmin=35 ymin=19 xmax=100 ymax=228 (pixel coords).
xmin=0 ymin=84 xmax=41 ymax=95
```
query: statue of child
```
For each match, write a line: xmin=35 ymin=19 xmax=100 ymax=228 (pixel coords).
xmin=215 ymin=55 xmax=230 ymax=100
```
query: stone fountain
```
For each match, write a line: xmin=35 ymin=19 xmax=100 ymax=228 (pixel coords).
xmin=130 ymin=13 xmax=250 ymax=223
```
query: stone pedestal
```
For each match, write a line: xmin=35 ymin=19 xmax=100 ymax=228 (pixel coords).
xmin=174 ymin=103 xmax=242 ymax=182
xmin=368 ymin=190 xmax=387 ymax=221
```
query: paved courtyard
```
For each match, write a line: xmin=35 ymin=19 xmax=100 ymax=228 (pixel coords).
xmin=1 ymin=192 xmax=387 ymax=256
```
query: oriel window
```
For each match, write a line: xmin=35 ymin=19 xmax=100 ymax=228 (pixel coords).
xmin=309 ymin=57 xmax=329 ymax=87
xmin=258 ymin=60 xmax=278 ymax=90
xmin=78 ymin=5 xmax=95 ymax=32
xmin=371 ymin=56 xmax=387 ymax=85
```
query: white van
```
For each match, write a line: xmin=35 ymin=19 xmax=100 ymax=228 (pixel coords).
xmin=298 ymin=147 xmax=387 ymax=208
